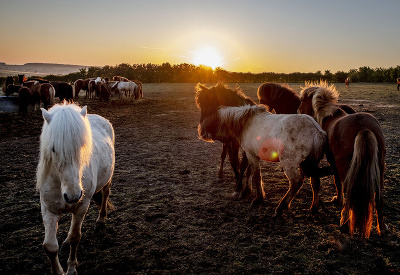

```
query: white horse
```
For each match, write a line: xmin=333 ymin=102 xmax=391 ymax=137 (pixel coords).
xmin=37 ymin=102 xmax=115 ymax=275
xmin=199 ymin=104 xmax=327 ymax=217
xmin=111 ymin=81 xmax=139 ymax=99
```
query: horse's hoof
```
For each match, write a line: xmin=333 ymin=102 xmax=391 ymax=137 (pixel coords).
xmin=340 ymin=223 xmax=350 ymax=234
xmin=239 ymin=189 xmax=251 ymax=199
xmin=272 ymin=211 xmax=283 ymax=220
xmin=251 ymin=197 xmax=264 ymax=207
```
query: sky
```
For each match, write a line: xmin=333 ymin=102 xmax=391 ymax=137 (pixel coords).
xmin=0 ymin=0 xmax=399 ymax=73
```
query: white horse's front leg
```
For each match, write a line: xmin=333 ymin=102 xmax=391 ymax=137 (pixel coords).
xmin=65 ymin=203 xmax=89 ymax=275
xmin=42 ymin=206 xmax=64 ymax=275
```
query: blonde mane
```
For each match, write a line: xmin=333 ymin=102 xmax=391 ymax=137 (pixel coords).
xmin=36 ymin=102 xmax=93 ymax=190
xmin=300 ymin=81 xmax=340 ymax=125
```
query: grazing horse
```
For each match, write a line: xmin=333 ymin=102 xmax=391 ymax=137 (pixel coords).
xmin=50 ymin=81 xmax=74 ymax=102
xmin=195 ymin=83 xmax=254 ymax=193
xmin=74 ymin=79 xmax=92 ymax=99
xmin=298 ymin=81 xmax=386 ymax=238
xmin=39 ymin=83 xmax=55 ymax=109
xmin=37 ymin=102 xmax=115 ymax=274
xmin=112 ymin=75 xmax=130 ymax=82
xmin=257 ymin=82 xmax=356 ymax=114
xmin=199 ymin=104 xmax=327 ymax=215
xmin=98 ymin=82 xmax=111 ymax=102
xmin=111 ymin=81 xmax=139 ymax=99
xmin=18 ymin=86 xmax=33 ymax=116
xmin=2 ymin=76 xmax=15 ymax=96
xmin=88 ymin=79 xmax=97 ymax=99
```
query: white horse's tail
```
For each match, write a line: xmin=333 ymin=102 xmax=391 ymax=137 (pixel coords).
xmin=310 ymin=129 xmax=327 ymax=162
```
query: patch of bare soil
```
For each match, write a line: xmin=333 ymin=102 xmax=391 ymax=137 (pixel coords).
xmin=0 ymin=83 xmax=399 ymax=274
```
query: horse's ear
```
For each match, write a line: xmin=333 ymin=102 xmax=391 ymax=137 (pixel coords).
xmin=81 ymin=106 xmax=87 ymax=117
xmin=41 ymin=108 xmax=52 ymax=124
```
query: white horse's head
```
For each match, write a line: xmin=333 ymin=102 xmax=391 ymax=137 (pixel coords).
xmin=38 ymin=103 xmax=93 ymax=204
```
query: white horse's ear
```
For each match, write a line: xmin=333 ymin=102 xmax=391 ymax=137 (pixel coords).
xmin=81 ymin=106 xmax=87 ymax=117
xmin=41 ymin=108 xmax=52 ymax=124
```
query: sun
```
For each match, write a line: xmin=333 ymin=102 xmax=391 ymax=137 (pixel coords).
xmin=192 ymin=46 xmax=223 ymax=69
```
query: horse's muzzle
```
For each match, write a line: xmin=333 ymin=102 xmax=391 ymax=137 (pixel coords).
xmin=63 ymin=191 xmax=83 ymax=204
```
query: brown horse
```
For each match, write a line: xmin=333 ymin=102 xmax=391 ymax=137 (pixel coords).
xmin=298 ymin=81 xmax=386 ymax=238
xmin=50 ymin=81 xmax=74 ymax=102
xmin=345 ymin=77 xmax=350 ymax=87
xmin=195 ymin=83 xmax=256 ymax=197
xmin=74 ymin=79 xmax=93 ymax=99
xmin=18 ymin=86 xmax=33 ymax=116
xmin=113 ymin=75 xmax=130 ymax=82
xmin=39 ymin=83 xmax=55 ymax=109
xmin=257 ymin=82 xmax=356 ymax=114
xmin=98 ymin=82 xmax=111 ymax=101
xmin=2 ymin=76 xmax=15 ymax=96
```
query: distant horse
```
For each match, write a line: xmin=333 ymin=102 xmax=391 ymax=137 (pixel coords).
xmin=18 ymin=74 xmax=27 ymax=84
xmin=113 ymin=75 xmax=130 ymax=82
xmin=257 ymin=82 xmax=356 ymax=114
xmin=195 ymin=83 xmax=254 ymax=193
xmin=39 ymin=83 xmax=55 ymax=109
xmin=199 ymin=104 xmax=327 ymax=215
xmin=18 ymin=86 xmax=33 ymax=116
xmin=2 ymin=76 xmax=14 ymax=96
xmin=111 ymin=81 xmax=140 ymax=99
xmin=397 ymin=78 xmax=400 ymax=91
xmin=50 ymin=81 xmax=73 ymax=102
xmin=6 ymin=84 xmax=21 ymax=96
xmin=88 ymin=79 xmax=97 ymax=99
xmin=98 ymin=82 xmax=111 ymax=101
xmin=74 ymin=78 xmax=92 ymax=99
xmin=298 ymin=81 xmax=386 ymax=238
xmin=345 ymin=77 xmax=350 ymax=87
xmin=37 ymin=102 xmax=115 ymax=274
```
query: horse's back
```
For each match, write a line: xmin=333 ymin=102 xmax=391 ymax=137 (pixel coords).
xmin=329 ymin=113 xmax=385 ymax=168
xmin=88 ymin=114 xmax=114 ymax=143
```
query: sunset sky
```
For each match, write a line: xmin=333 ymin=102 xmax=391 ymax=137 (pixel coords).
xmin=0 ymin=0 xmax=399 ymax=73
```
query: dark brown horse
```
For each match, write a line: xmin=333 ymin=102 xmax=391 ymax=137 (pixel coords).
xmin=50 ymin=81 xmax=73 ymax=102
xmin=298 ymin=81 xmax=386 ymax=238
xmin=74 ymin=79 xmax=93 ymax=99
xmin=257 ymin=82 xmax=356 ymax=114
xmin=18 ymin=86 xmax=33 ymax=116
xmin=2 ymin=76 xmax=15 ymax=96
xmin=39 ymin=83 xmax=55 ymax=109
xmin=195 ymin=83 xmax=255 ymax=198
xmin=98 ymin=82 xmax=111 ymax=101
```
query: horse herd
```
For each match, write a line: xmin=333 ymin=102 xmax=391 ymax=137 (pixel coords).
xmin=34 ymin=81 xmax=386 ymax=274
xmin=1 ymin=74 xmax=143 ymax=116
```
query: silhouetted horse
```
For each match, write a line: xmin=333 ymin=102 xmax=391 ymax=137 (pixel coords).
xmin=345 ymin=77 xmax=350 ymax=87
xmin=50 ymin=81 xmax=73 ymax=102
xmin=2 ymin=76 xmax=15 ymax=96
xmin=18 ymin=86 xmax=33 ymax=116
xmin=257 ymin=82 xmax=356 ymax=114
xmin=298 ymin=81 xmax=386 ymax=238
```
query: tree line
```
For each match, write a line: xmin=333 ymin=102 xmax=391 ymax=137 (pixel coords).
xmin=2 ymin=63 xmax=400 ymax=84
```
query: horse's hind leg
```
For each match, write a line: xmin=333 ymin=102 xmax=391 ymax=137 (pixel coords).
xmin=96 ymin=181 xmax=113 ymax=228
xmin=228 ymin=141 xmax=240 ymax=181
xmin=274 ymin=163 xmax=303 ymax=218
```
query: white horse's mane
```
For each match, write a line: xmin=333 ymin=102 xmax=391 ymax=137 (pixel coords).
xmin=36 ymin=103 xmax=93 ymax=190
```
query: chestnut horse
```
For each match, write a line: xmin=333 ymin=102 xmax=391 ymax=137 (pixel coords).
xmin=74 ymin=78 xmax=93 ymax=99
xmin=195 ymin=83 xmax=254 ymax=194
xmin=199 ymin=104 xmax=327 ymax=215
xmin=257 ymin=82 xmax=356 ymax=114
xmin=298 ymin=81 xmax=386 ymax=238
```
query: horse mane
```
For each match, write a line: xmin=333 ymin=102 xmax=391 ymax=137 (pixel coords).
xmin=218 ymin=105 xmax=268 ymax=139
xmin=258 ymin=83 xmax=299 ymax=104
xmin=301 ymin=81 xmax=340 ymax=125
xmin=36 ymin=102 xmax=93 ymax=190
xmin=195 ymin=82 xmax=255 ymax=110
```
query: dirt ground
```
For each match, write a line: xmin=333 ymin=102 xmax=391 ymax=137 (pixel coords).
xmin=0 ymin=83 xmax=399 ymax=274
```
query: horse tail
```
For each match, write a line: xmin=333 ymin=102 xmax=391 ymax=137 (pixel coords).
xmin=343 ymin=129 xmax=380 ymax=238
xmin=311 ymin=129 xmax=327 ymax=162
